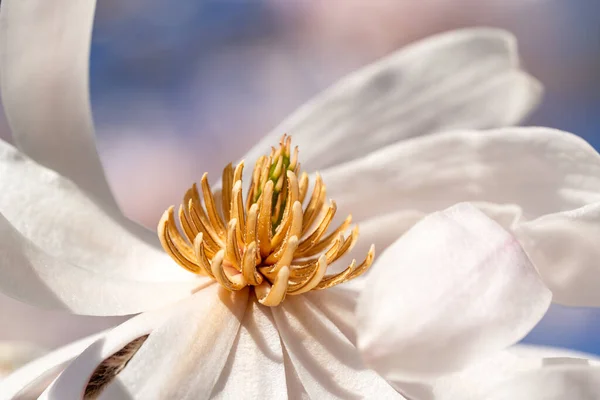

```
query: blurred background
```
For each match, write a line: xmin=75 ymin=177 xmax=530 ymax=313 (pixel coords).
xmin=2 ymin=0 xmax=600 ymax=356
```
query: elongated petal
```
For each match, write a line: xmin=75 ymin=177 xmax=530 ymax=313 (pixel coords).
xmin=0 ymin=331 xmax=107 ymax=399
xmin=211 ymin=302 xmax=287 ymax=399
xmin=324 ymin=128 xmax=600 ymax=306
xmin=0 ymin=291 xmax=125 ymax=349
xmin=242 ymin=28 xmax=540 ymax=177
xmin=0 ymin=212 xmax=207 ymax=315
xmin=323 ymin=128 xmax=600 ymax=223
xmin=273 ymin=296 xmax=402 ymax=399
xmin=0 ymin=0 xmax=118 ymax=209
xmin=102 ymin=286 xmax=247 ymax=399
xmin=0 ymin=139 xmax=191 ymax=282
xmin=40 ymin=307 xmax=172 ymax=399
xmin=332 ymin=209 xmax=425 ymax=274
xmin=510 ymin=344 xmax=600 ymax=361
xmin=401 ymin=350 xmax=599 ymax=400
xmin=515 ymin=203 xmax=600 ymax=306
xmin=40 ymin=285 xmax=246 ymax=399
xmin=357 ymin=204 xmax=552 ymax=382
xmin=484 ymin=366 xmax=600 ymax=400
xmin=304 ymin=286 xmax=360 ymax=345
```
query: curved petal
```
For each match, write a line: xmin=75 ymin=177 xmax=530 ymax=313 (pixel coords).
xmin=273 ymin=296 xmax=402 ymax=399
xmin=322 ymin=128 xmax=600 ymax=306
xmin=40 ymin=309 xmax=170 ymax=399
xmin=242 ymin=28 xmax=540 ymax=178
xmin=0 ymin=139 xmax=190 ymax=282
xmin=0 ymin=0 xmax=118 ymax=209
xmin=323 ymin=128 xmax=600 ymax=223
xmin=0 ymin=331 xmax=106 ymax=400
xmin=515 ymin=203 xmax=600 ymax=306
xmin=304 ymin=286 xmax=361 ymax=345
xmin=357 ymin=204 xmax=552 ymax=382
xmin=509 ymin=344 xmax=600 ymax=362
xmin=0 ymin=212 xmax=207 ymax=315
xmin=483 ymin=365 xmax=600 ymax=400
xmin=210 ymin=301 xmax=287 ymax=399
xmin=101 ymin=286 xmax=247 ymax=399
xmin=399 ymin=350 xmax=598 ymax=400
xmin=336 ymin=203 xmax=524 ymax=274
xmin=333 ymin=209 xmax=425 ymax=274
xmin=0 ymin=291 xmax=125 ymax=349
xmin=41 ymin=285 xmax=246 ymax=399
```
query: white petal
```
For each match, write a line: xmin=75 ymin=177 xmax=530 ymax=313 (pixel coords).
xmin=509 ymin=344 xmax=600 ymax=362
xmin=0 ymin=291 xmax=125 ymax=349
xmin=242 ymin=28 xmax=540 ymax=177
xmin=408 ymin=350 xmax=598 ymax=400
xmin=483 ymin=365 xmax=600 ymax=400
xmin=333 ymin=210 xmax=425 ymax=275
xmin=0 ymin=212 xmax=206 ymax=315
xmin=322 ymin=128 xmax=600 ymax=224
xmin=357 ymin=204 xmax=552 ymax=382
xmin=0 ymin=140 xmax=201 ymax=314
xmin=273 ymin=296 xmax=402 ymax=399
xmin=102 ymin=286 xmax=247 ymax=399
xmin=281 ymin=346 xmax=311 ymax=400
xmin=0 ymin=0 xmax=118 ymax=209
xmin=304 ymin=286 xmax=360 ymax=345
xmin=40 ymin=306 xmax=172 ymax=400
xmin=337 ymin=203 xmax=521 ymax=277
xmin=322 ymin=127 xmax=600 ymax=306
xmin=211 ymin=301 xmax=287 ymax=399
xmin=0 ymin=331 xmax=106 ymax=400
xmin=516 ymin=203 xmax=600 ymax=306
xmin=41 ymin=285 xmax=246 ymax=400
xmin=0 ymin=139 xmax=183 ymax=282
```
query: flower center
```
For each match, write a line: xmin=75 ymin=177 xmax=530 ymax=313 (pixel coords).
xmin=158 ymin=135 xmax=374 ymax=306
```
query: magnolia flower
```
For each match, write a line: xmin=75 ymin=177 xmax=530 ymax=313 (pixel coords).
xmin=2 ymin=1 xmax=600 ymax=399
xmin=0 ymin=0 xmax=543 ymax=349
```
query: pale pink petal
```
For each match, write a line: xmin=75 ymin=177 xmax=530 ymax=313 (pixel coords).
xmin=0 ymin=0 xmax=118 ymax=209
xmin=242 ymin=28 xmax=540 ymax=178
xmin=357 ymin=204 xmax=552 ymax=381
xmin=516 ymin=203 xmax=600 ymax=306
xmin=322 ymin=128 xmax=600 ymax=224
xmin=323 ymin=128 xmax=600 ymax=306
xmin=510 ymin=344 xmax=600 ymax=362
xmin=273 ymin=296 xmax=402 ymax=398
xmin=402 ymin=350 xmax=598 ymax=400
xmin=333 ymin=209 xmax=425 ymax=275
xmin=484 ymin=365 xmax=600 ymax=400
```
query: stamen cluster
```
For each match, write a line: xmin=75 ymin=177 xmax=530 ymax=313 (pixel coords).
xmin=159 ymin=135 xmax=374 ymax=306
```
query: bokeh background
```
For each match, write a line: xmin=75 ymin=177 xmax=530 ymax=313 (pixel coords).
xmin=2 ymin=0 xmax=600 ymax=355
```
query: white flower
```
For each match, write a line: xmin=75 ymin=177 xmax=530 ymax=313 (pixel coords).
xmin=1 ymin=1 xmax=600 ymax=399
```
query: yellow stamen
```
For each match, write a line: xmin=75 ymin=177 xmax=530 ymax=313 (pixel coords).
xmin=157 ymin=134 xmax=375 ymax=306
